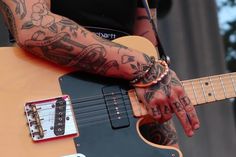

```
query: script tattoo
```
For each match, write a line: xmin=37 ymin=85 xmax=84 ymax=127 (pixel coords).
xmin=140 ymin=121 xmax=178 ymax=146
xmin=12 ymin=0 xmax=27 ymax=19
xmin=0 ymin=0 xmax=18 ymax=41
xmin=24 ymin=31 xmax=119 ymax=74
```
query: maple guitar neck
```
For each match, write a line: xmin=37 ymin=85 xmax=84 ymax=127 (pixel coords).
xmin=182 ymin=72 xmax=236 ymax=106
xmin=129 ymin=72 xmax=236 ymax=117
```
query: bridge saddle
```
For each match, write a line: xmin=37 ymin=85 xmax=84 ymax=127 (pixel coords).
xmin=24 ymin=95 xmax=78 ymax=141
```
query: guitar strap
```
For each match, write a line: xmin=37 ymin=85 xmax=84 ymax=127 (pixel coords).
xmin=142 ymin=0 xmax=170 ymax=64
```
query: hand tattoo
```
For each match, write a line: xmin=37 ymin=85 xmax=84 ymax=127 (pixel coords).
xmin=140 ymin=120 xmax=178 ymax=146
xmin=144 ymin=71 xmax=183 ymax=103
xmin=12 ymin=0 xmax=27 ymax=19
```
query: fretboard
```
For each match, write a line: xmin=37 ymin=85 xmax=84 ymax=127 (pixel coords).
xmin=182 ymin=72 xmax=236 ymax=106
xmin=129 ymin=72 xmax=236 ymax=117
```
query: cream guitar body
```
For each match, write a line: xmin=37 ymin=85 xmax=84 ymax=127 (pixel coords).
xmin=1 ymin=36 xmax=235 ymax=157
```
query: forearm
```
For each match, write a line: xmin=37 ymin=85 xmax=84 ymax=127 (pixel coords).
xmin=0 ymin=0 xmax=150 ymax=80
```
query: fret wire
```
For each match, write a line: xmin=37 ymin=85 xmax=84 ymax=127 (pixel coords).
xmin=199 ymin=79 xmax=207 ymax=102
xmin=219 ymin=76 xmax=227 ymax=98
xmin=191 ymin=81 xmax=199 ymax=104
xmin=209 ymin=77 xmax=217 ymax=100
xmin=184 ymin=80 xmax=235 ymax=90
xmin=230 ymin=73 xmax=236 ymax=95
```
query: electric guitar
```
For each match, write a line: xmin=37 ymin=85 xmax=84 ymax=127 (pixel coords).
xmin=0 ymin=36 xmax=235 ymax=157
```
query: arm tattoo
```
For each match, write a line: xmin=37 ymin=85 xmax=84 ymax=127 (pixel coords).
xmin=140 ymin=120 xmax=178 ymax=146
xmin=12 ymin=0 xmax=26 ymax=19
xmin=0 ymin=0 xmax=19 ymax=41
xmin=130 ymin=54 xmax=153 ymax=80
xmin=0 ymin=0 xmax=149 ymax=78
xmin=24 ymin=31 xmax=119 ymax=75
xmin=21 ymin=0 xmax=84 ymax=38
xmin=21 ymin=0 xmax=57 ymax=32
xmin=121 ymin=55 xmax=135 ymax=64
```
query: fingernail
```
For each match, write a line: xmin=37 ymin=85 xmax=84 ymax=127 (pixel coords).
xmin=194 ymin=124 xmax=200 ymax=130
xmin=188 ymin=131 xmax=194 ymax=137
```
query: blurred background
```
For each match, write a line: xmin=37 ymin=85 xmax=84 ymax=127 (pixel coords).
xmin=0 ymin=0 xmax=235 ymax=157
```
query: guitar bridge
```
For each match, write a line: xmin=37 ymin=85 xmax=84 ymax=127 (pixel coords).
xmin=24 ymin=95 xmax=78 ymax=141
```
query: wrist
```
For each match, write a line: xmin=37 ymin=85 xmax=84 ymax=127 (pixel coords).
xmin=130 ymin=58 xmax=169 ymax=88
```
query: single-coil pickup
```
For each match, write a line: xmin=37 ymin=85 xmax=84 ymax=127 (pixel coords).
xmin=24 ymin=95 xmax=78 ymax=142
xmin=54 ymin=98 xmax=66 ymax=136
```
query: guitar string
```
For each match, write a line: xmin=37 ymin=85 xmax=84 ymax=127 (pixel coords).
xmin=26 ymin=73 xmax=236 ymax=111
xmin=183 ymin=79 xmax=236 ymax=98
xmin=37 ymin=98 xmax=140 ymax=124
xmin=37 ymin=100 xmax=132 ymax=119
xmin=35 ymin=78 xmax=236 ymax=118
xmin=64 ymin=106 xmax=133 ymax=126
xmin=37 ymin=110 xmax=136 ymax=135
xmin=40 ymin=88 xmax=232 ymax=129
xmin=39 ymin=105 xmax=139 ymax=129
xmin=28 ymin=75 xmax=236 ymax=130
xmin=32 ymin=80 xmax=236 ymax=125
xmin=27 ymin=73 xmax=236 ymax=106
xmin=32 ymin=75 xmax=236 ymax=113
xmin=31 ymin=95 xmax=236 ymax=134
xmin=35 ymin=94 xmax=130 ymax=114
xmin=28 ymin=74 xmax=236 ymax=136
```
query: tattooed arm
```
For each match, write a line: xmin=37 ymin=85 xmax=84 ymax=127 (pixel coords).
xmin=0 ymin=0 xmax=200 ymax=139
xmin=0 ymin=0 xmax=151 ymax=79
xmin=133 ymin=7 xmax=200 ymax=141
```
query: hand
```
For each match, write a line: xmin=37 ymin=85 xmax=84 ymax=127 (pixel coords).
xmin=135 ymin=70 xmax=200 ymax=137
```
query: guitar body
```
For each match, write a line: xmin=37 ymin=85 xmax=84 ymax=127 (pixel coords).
xmin=0 ymin=47 xmax=75 ymax=156
xmin=0 ymin=36 xmax=182 ymax=157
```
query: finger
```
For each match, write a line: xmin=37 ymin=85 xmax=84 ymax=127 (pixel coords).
xmin=179 ymin=96 xmax=200 ymax=130
xmin=148 ymin=105 xmax=162 ymax=122
xmin=170 ymin=99 xmax=194 ymax=137
xmin=159 ymin=103 xmax=172 ymax=123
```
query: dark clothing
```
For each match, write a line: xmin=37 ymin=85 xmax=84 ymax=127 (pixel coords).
xmin=51 ymin=0 xmax=157 ymax=39
xmin=51 ymin=0 xmax=136 ymax=35
xmin=9 ymin=0 xmax=157 ymax=42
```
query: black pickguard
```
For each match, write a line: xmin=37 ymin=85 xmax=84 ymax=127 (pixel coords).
xmin=59 ymin=72 xmax=180 ymax=157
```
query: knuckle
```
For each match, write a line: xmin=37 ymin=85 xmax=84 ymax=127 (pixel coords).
xmin=185 ymin=105 xmax=194 ymax=112
xmin=156 ymin=96 xmax=168 ymax=105
xmin=177 ymin=111 xmax=186 ymax=117
xmin=169 ymin=94 xmax=178 ymax=102
xmin=152 ymin=113 xmax=162 ymax=120
xmin=174 ymin=86 xmax=185 ymax=95
xmin=163 ymin=114 xmax=172 ymax=121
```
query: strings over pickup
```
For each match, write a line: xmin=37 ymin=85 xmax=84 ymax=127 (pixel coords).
xmin=24 ymin=95 xmax=78 ymax=141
